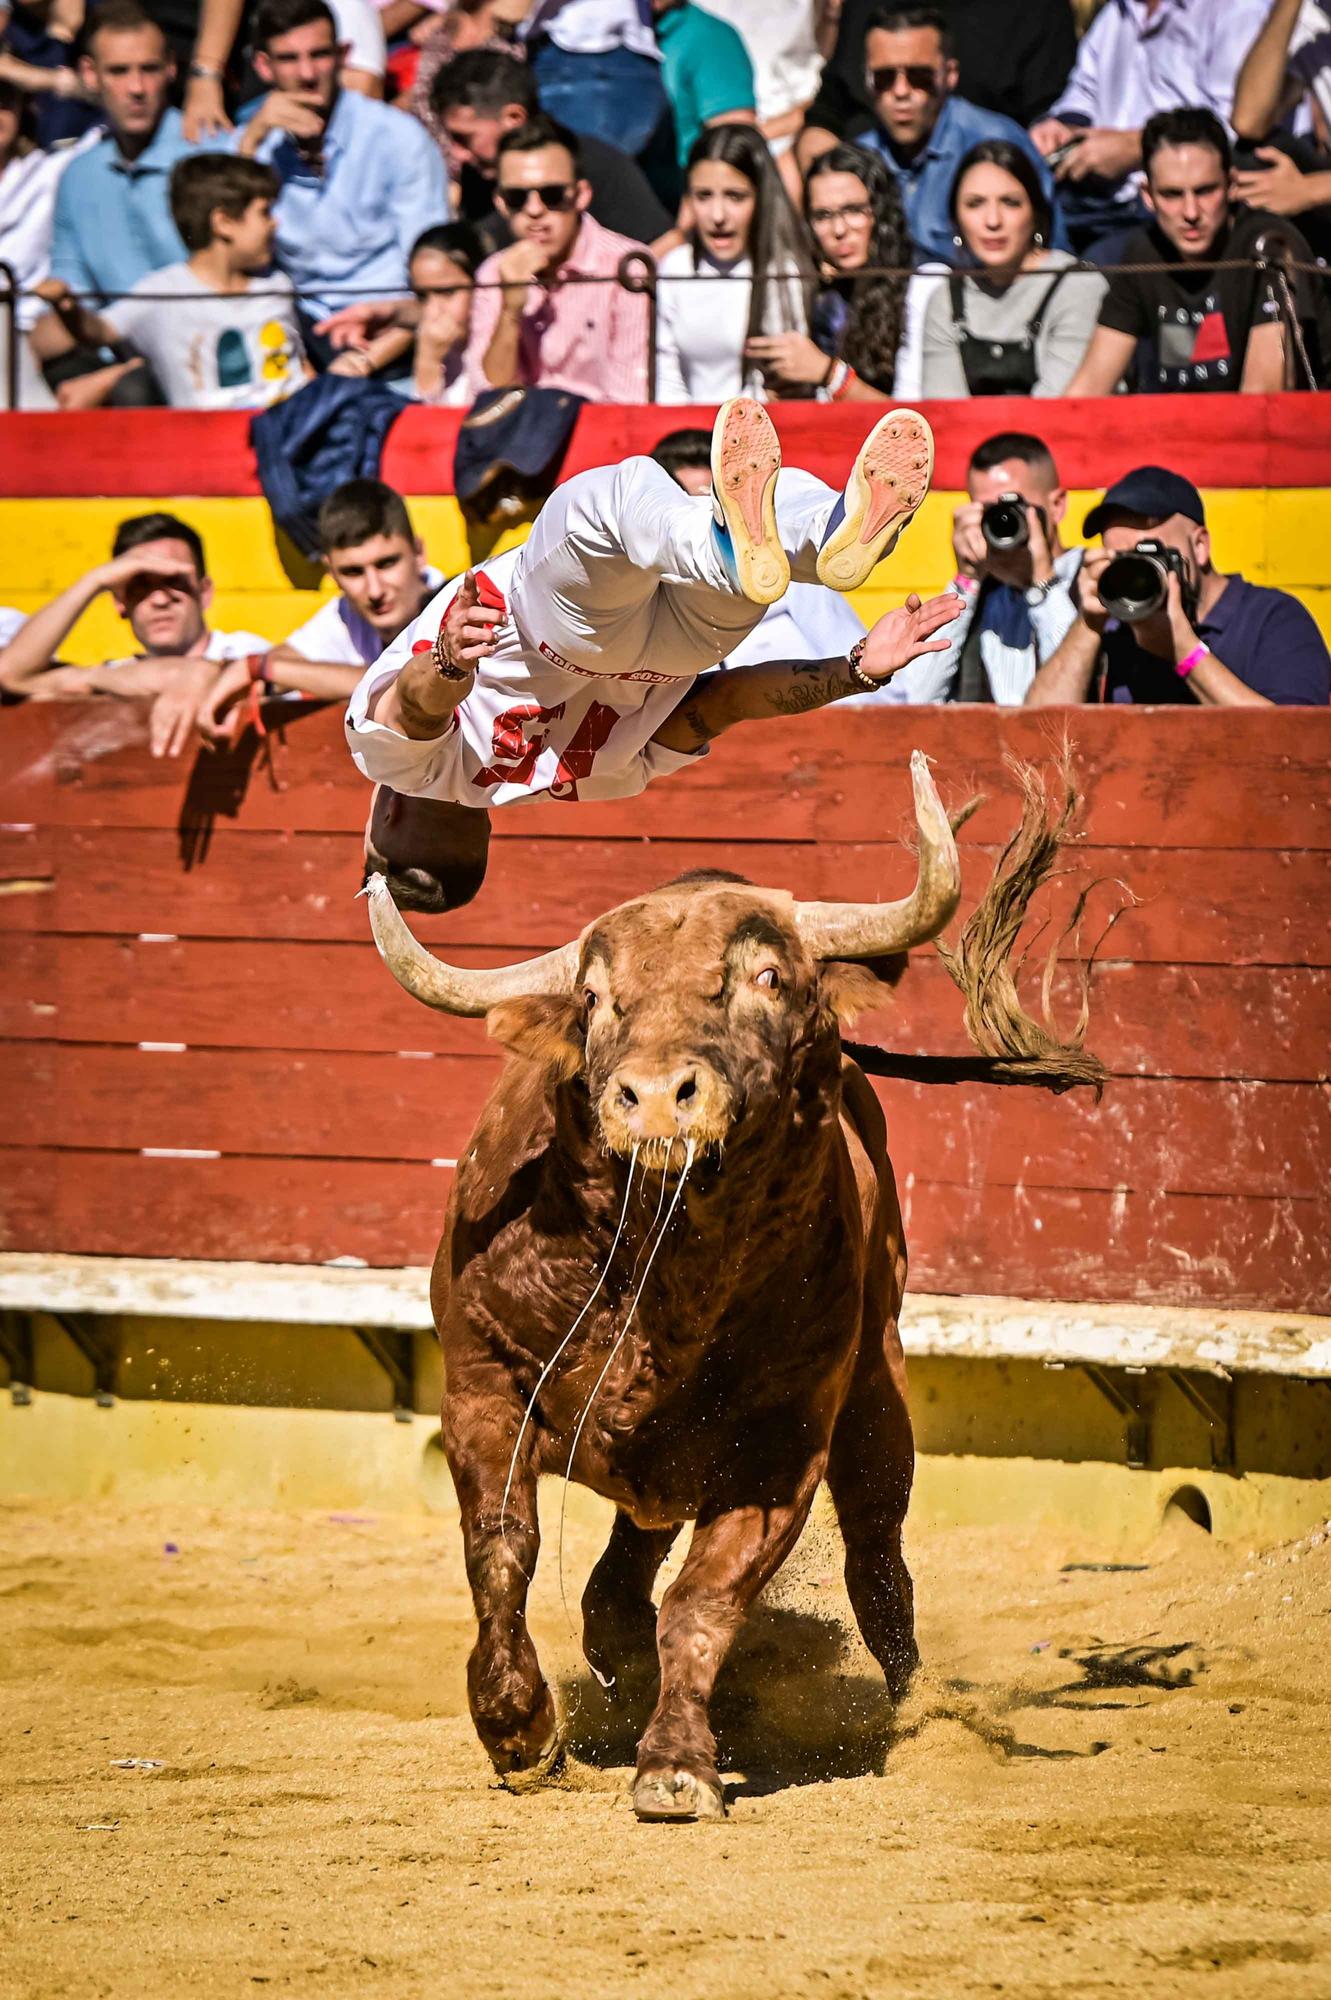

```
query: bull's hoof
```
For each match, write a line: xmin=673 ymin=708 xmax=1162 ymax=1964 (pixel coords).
xmin=477 ymin=1685 xmax=563 ymax=1780
xmin=632 ymin=1766 xmax=726 ymax=1823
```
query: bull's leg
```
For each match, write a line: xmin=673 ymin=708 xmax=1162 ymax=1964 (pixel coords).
xmin=633 ymin=1461 xmax=824 ymax=1822
xmin=582 ymin=1512 xmax=678 ymax=1694
xmin=825 ymin=1336 xmax=918 ymax=1700
xmin=444 ymin=1394 xmax=559 ymax=1776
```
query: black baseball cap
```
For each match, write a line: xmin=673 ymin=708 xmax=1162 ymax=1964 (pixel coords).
xmin=1083 ymin=466 xmax=1206 ymax=537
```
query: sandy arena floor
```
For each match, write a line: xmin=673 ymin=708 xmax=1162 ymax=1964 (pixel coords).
xmin=1 ymin=1489 xmax=1329 ymax=2000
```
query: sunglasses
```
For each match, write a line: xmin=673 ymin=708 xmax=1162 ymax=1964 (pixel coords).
xmin=494 ymin=182 xmax=577 ymax=215
xmin=869 ymin=64 xmax=940 ymax=94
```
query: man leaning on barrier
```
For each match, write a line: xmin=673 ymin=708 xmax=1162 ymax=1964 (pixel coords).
xmin=1025 ymin=465 xmax=1331 ymax=708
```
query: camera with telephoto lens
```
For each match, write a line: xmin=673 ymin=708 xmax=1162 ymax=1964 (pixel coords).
xmin=981 ymin=492 xmax=1045 ymax=553
xmin=1097 ymin=538 xmax=1195 ymax=623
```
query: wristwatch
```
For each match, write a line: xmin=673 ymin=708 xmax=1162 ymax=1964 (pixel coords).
xmin=1023 ymin=575 xmax=1058 ymax=606
xmin=188 ymin=60 xmax=224 ymax=79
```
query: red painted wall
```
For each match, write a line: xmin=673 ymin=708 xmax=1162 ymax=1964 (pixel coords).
xmin=3 ymin=701 xmax=1327 ymax=1310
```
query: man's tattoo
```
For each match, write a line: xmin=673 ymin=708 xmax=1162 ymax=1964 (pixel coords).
xmin=789 ymin=657 xmax=826 ymax=677
xmin=768 ymin=672 xmax=857 ymax=718
xmin=677 ymin=699 xmax=722 ymax=745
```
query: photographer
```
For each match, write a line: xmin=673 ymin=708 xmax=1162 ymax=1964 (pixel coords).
xmin=888 ymin=432 xmax=1081 ymax=704
xmin=1026 ymin=466 xmax=1331 ymax=708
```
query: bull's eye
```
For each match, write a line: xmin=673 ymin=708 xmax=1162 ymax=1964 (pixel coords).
xmin=583 ymin=988 xmax=599 ymax=1014
xmin=754 ymin=967 xmax=781 ymax=992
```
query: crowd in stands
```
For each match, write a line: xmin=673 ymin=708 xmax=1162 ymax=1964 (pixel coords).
xmin=1 ymin=0 xmax=1329 ymax=408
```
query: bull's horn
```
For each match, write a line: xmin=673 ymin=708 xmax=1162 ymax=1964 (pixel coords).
xmin=794 ymin=750 xmax=960 ymax=959
xmin=366 ymin=874 xmax=579 ymax=1015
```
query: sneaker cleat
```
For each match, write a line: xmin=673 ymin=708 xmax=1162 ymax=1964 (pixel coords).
xmin=710 ymin=396 xmax=789 ymax=605
xmin=816 ymin=408 xmax=934 ymax=591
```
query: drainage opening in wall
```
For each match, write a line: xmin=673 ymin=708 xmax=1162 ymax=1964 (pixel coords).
xmin=1163 ymin=1484 xmax=1213 ymax=1533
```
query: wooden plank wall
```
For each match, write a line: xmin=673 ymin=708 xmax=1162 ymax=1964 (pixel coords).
xmin=2 ymin=701 xmax=1327 ymax=1311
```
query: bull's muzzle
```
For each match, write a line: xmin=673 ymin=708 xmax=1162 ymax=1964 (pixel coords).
xmin=598 ymin=1058 xmax=732 ymax=1161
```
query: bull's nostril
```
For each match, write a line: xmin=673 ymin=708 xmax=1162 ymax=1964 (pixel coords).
xmin=618 ymin=1082 xmax=639 ymax=1110
xmin=675 ymin=1076 xmax=698 ymax=1106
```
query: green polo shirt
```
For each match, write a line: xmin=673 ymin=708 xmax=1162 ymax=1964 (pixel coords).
xmin=655 ymin=3 xmax=757 ymax=169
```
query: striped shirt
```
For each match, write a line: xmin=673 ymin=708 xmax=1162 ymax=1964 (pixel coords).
xmin=465 ymin=212 xmax=650 ymax=404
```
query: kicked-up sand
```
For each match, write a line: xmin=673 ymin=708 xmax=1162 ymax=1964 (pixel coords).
xmin=1 ymin=1488 xmax=1329 ymax=2000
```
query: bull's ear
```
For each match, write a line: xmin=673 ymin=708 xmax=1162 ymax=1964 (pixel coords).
xmin=485 ymin=994 xmax=583 ymax=1077
xmin=819 ymin=958 xmax=905 ymax=1026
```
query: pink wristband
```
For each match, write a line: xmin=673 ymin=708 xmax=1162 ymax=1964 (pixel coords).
xmin=1176 ymin=642 xmax=1209 ymax=678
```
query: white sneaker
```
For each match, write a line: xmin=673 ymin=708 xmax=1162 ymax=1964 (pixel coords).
xmin=816 ymin=409 xmax=934 ymax=592
xmin=709 ymin=397 xmax=789 ymax=606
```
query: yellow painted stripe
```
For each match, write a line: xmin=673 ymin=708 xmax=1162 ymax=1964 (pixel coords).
xmin=1 ymin=490 xmax=1327 ymax=664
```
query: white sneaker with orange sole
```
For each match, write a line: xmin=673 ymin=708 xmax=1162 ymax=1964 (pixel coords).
xmin=709 ymin=397 xmax=790 ymax=606
xmin=816 ymin=409 xmax=934 ymax=592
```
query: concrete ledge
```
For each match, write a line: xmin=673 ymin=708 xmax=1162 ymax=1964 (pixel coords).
xmin=1 ymin=1253 xmax=1328 ymax=1380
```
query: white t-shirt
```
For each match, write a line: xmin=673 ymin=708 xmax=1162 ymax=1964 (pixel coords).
xmin=283 ymin=568 xmax=445 ymax=667
xmin=655 ymin=246 xmax=807 ymax=404
xmin=0 ymin=607 xmax=25 ymax=650
xmin=0 ymin=131 xmax=101 ymax=334
xmin=331 ymin=0 xmax=387 ymax=76
xmin=346 ymin=549 xmax=702 ymax=809
xmin=699 ymin=0 xmax=820 ymax=123
xmin=104 ymin=264 xmax=305 ymax=411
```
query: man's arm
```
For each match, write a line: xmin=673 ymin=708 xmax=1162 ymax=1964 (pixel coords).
xmin=365 ymin=573 xmax=500 ymax=739
xmin=1064 ymin=325 xmax=1136 ymax=397
xmin=0 ymin=550 xmax=191 ymax=696
xmin=1241 ymin=316 xmax=1290 ymax=392
xmin=182 ymin=0 xmax=244 ymax=137
xmin=651 ymin=593 xmax=960 ymax=752
xmin=1232 ymin=0 xmax=1305 ymax=138
xmin=1025 ymin=548 xmax=1110 ymax=705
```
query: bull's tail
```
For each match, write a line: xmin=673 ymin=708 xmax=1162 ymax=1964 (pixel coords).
xmin=851 ymin=742 xmax=1119 ymax=1099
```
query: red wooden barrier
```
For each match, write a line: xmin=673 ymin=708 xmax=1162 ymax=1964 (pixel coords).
xmin=2 ymin=701 xmax=1328 ymax=1310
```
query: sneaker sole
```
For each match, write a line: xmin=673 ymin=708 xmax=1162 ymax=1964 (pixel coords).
xmin=712 ymin=397 xmax=789 ymax=606
xmin=816 ymin=409 xmax=934 ymax=592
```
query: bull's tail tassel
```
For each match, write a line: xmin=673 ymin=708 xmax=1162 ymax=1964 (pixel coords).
xmin=851 ymin=743 xmax=1122 ymax=1100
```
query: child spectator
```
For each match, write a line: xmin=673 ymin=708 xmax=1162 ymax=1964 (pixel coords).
xmin=316 ymin=220 xmax=481 ymax=399
xmin=1066 ymin=108 xmax=1321 ymax=395
xmin=0 ymin=511 xmax=269 ymax=756
xmin=655 ymin=123 xmax=817 ymax=403
xmin=464 ymin=113 xmax=650 ymax=400
xmin=48 ymin=153 xmax=307 ymax=408
xmin=195 ymin=477 xmax=445 ymax=738
xmin=921 ymin=139 xmax=1105 ymax=397
xmin=30 ymin=0 xmax=197 ymax=407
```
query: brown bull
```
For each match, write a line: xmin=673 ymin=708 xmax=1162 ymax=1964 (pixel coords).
xmin=367 ymin=753 xmax=1098 ymax=1822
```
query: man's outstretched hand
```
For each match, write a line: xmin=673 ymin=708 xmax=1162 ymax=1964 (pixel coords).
xmin=855 ymin=592 xmax=961 ymax=683
xmin=439 ymin=570 xmax=504 ymax=669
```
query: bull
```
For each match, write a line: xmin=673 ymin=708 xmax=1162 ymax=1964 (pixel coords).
xmin=367 ymin=752 xmax=1101 ymax=1822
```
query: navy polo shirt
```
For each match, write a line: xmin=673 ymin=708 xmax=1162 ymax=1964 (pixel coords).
xmin=1102 ymin=574 xmax=1331 ymax=706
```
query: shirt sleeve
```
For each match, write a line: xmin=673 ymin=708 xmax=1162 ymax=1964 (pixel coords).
xmin=1034 ymin=268 xmax=1109 ymax=396
xmin=344 ymin=576 xmax=467 ymax=796
xmin=919 ymin=283 xmax=968 ymax=399
xmin=1096 ymin=266 xmax=1148 ymax=338
xmin=388 ymin=116 xmax=451 ymax=272
xmin=692 ymin=17 xmax=757 ymax=121
xmin=1050 ymin=7 xmax=1106 ymax=123
xmin=283 ymin=596 xmax=362 ymax=663
xmin=48 ymin=165 xmax=96 ymax=296
xmin=1220 ymin=591 xmax=1331 ymax=705
xmin=464 ymin=255 xmax=505 ymax=396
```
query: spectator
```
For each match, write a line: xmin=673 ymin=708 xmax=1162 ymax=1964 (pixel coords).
xmin=1065 ymin=108 xmax=1320 ymax=395
xmin=237 ymin=0 xmax=448 ymax=342
xmin=0 ymin=79 xmax=98 ymax=406
xmin=519 ymin=0 xmax=667 ymax=159
xmin=759 ymin=139 xmax=908 ymax=400
xmin=1031 ymin=0 xmax=1272 ymax=253
xmin=701 ymin=0 xmax=823 ymax=196
xmin=886 ymin=431 xmax=1081 ymax=703
xmin=0 ymin=0 xmax=100 ymax=148
xmin=650 ymin=0 xmax=757 ymax=180
xmin=319 ymin=219 xmax=481 ymax=399
xmin=1232 ymin=0 xmax=1331 ymax=260
xmin=195 ymin=477 xmax=444 ymax=736
xmin=801 ymin=0 xmax=1078 ymax=161
xmin=816 ymin=5 xmax=1058 ymax=266
xmin=43 ymin=153 xmax=307 ymax=406
xmin=921 ymin=139 xmax=1105 ymax=397
xmin=464 ymin=113 xmax=649 ymax=400
xmin=1026 ymin=465 xmax=1331 ymax=707
xmin=428 ymin=46 xmax=670 ymax=254
xmin=0 ymin=511 xmax=271 ymax=755
xmin=650 ymin=425 xmax=867 ymax=666
xmin=30 ymin=1 xmax=197 ymax=407
xmin=655 ymin=123 xmax=817 ymax=404
xmin=177 ymin=0 xmax=388 ymax=141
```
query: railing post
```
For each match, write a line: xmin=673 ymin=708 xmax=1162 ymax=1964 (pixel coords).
xmin=617 ymin=250 xmax=659 ymax=404
xmin=0 ymin=261 xmax=18 ymax=413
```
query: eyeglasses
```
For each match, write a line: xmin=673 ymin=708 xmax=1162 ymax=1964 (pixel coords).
xmin=808 ymin=201 xmax=874 ymax=227
xmin=868 ymin=64 xmax=940 ymax=94
xmin=494 ymin=182 xmax=577 ymax=215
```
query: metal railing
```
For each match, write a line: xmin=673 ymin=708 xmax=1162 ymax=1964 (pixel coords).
xmin=1 ymin=250 xmax=1327 ymax=411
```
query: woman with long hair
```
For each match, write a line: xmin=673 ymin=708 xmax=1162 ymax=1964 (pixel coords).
xmin=654 ymin=123 xmax=819 ymax=403
xmin=922 ymin=139 xmax=1105 ymax=398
